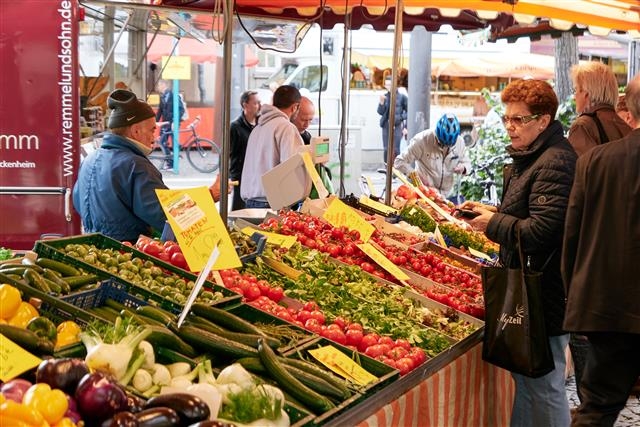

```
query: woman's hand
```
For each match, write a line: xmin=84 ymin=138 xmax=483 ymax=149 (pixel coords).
xmin=459 ymin=200 xmax=498 ymax=213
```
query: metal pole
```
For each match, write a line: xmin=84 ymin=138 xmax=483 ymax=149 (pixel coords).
xmin=408 ymin=27 xmax=431 ymax=137
xmin=219 ymin=0 xmax=233 ymax=222
xmin=339 ymin=17 xmax=351 ymax=198
xmin=385 ymin=0 xmax=403 ymax=205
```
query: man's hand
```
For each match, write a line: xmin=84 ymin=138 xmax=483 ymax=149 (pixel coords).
xmin=208 ymin=174 xmax=233 ymax=202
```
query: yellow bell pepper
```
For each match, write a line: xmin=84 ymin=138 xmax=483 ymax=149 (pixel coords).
xmin=0 ymin=283 xmax=22 ymax=320
xmin=0 ymin=399 xmax=49 ymax=427
xmin=55 ymin=321 xmax=82 ymax=349
xmin=22 ymin=383 xmax=68 ymax=425
xmin=7 ymin=301 xmax=39 ymax=328
xmin=52 ymin=418 xmax=77 ymax=427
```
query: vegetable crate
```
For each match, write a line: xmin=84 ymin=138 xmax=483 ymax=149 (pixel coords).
xmin=282 ymin=337 xmax=400 ymax=425
xmin=33 ymin=233 xmax=242 ymax=314
xmin=226 ymin=303 xmax=316 ymax=354
xmin=61 ymin=279 xmax=146 ymax=313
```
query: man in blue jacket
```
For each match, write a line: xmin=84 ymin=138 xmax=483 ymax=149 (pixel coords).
xmin=73 ymin=89 xmax=222 ymax=242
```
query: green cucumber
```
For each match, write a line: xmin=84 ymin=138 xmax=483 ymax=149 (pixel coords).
xmin=119 ymin=308 xmax=166 ymax=327
xmin=42 ymin=269 xmax=71 ymax=294
xmin=42 ymin=277 xmax=62 ymax=294
xmin=62 ymin=274 xmax=100 ymax=290
xmin=0 ymin=324 xmax=54 ymax=355
xmin=53 ymin=343 xmax=87 ymax=359
xmin=0 ymin=265 xmax=43 ymax=274
xmin=35 ymin=257 xmax=80 ymax=277
xmin=191 ymin=304 xmax=266 ymax=336
xmin=186 ymin=317 xmax=281 ymax=349
xmin=278 ymin=357 xmax=352 ymax=398
xmin=257 ymin=339 xmax=334 ymax=414
xmin=155 ymin=347 xmax=198 ymax=368
xmin=23 ymin=269 xmax=51 ymax=293
xmin=236 ymin=357 xmax=349 ymax=401
xmin=104 ymin=298 xmax=126 ymax=312
xmin=146 ymin=325 xmax=198 ymax=358
xmin=136 ymin=305 xmax=177 ymax=326
xmin=177 ymin=325 xmax=258 ymax=359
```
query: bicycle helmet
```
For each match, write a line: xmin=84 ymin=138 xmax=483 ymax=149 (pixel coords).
xmin=435 ymin=114 xmax=461 ymax=146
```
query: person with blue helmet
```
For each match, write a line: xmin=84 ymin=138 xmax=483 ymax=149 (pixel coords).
xmin=393 ymin=113 xmax=471 ymax=197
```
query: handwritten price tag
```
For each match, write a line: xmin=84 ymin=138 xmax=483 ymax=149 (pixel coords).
xmin=358 ymin=195 xmax=398 ymax=215
xmin=0 ymin=334 xmax=42 ymax=382
xmin=322 ymin=199 xmax=375 ymax=242
xmin=241 ymin=227 xmax=297 ymax=249
xmin=309 ymin=345 xmax=378 ymax=386
xmin=357 ymin=243 xmax=411 ymax=282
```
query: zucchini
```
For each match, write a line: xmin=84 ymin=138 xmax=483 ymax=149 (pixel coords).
xmin=236 ymin=357 xmax=349 ymax=400
xmin=177 ymin=325 xmax=258 ymax=359
xmin=119 ymin=308 xmax=166 ymax=327
xmin=42 ymin=277 xmax=62 ymax=294
xmin=62 ymin=274 xmax=100 ymax=290
xmin=35 ymin=257 xmax=80 ymax=277
xmin=191 ymin=304 xmax=266 ymax=336
xmin=0 ymin=324 xmax=54 ymax=355
xmin=23 ymin=269 xmax=51 ymax=293
xmin=155 ymin=347 xmax=198 ymax=368
xmin=88 ymin=306 xmax=119 ymax=323
xmin=146 ymin=325 xmax=198 ymax=358
xmin=279 ymin=357 xmax=351 ymax=398
xmin=53 ymin=343 xmax=87 ymax=359
xmin=42 ymin=269 xmax=71 ymax=294
xmin=104 ymin=298 xmax=127 ymax=312
xmin=0 ymin=265 xmax=43 ymax=274
xmin=186 ymin=317 xmax=281 ymax=349
xmin=136 ymin=305 xmax=177 ymax=326
xmin=257 ymin=339 xmax=334 ymax=414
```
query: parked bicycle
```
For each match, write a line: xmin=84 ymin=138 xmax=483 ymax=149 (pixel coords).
xmin=149 ymin=115 xmax=220 ymax=173
xmin=472 ymin=153 xmax=509 ymax=206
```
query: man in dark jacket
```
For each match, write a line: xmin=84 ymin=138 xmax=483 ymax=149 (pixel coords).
xmin=377 ymin=77 xmax=408 ymax=165
xmin=73 ymin=89 xmax=222 ymax=242
xmin=562 ymin=74 xmax=640 ymax=427
xmin=155 ymin=79 xmax=184 ymax=170
xmin=229 ymin=90 xmax=260 ymax=211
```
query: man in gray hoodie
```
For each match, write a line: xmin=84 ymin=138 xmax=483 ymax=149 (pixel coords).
xmin=241 ymin=85 xmax=306 ymax=208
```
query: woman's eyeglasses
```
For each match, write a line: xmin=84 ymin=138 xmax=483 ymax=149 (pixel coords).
xmin=501 ymin=114 xmax=541 ymax=127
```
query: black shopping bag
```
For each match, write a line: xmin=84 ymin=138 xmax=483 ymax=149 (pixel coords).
xmin=481 ymin=232 xmax=554 ymax=378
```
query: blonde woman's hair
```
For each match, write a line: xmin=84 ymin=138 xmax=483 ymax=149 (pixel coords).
xmin=571 ymin=61 xmax=619 ymax=108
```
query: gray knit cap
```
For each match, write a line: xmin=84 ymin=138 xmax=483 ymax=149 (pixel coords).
xmin=107 ymin=89 xmax=155 ymax=129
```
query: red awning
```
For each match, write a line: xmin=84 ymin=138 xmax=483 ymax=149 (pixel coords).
xmin=146 ymin=34 xmax=259 ymax=66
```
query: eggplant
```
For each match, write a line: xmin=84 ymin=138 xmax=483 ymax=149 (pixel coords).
xmin=101 ymin=411 xmax=139 ymax=427
xmin=36 ymin=357 xmax=89 ymax=394
xmin=126 ymin=391 xmax=145 ymax=413
xmin=188 ymin=421 xmax=237 ymax=427
xmin=145 ymin=393 xmax=210 ymax=425
xmin=134 ymin=407 xmax=181 ymax=427
xmin=75 ymin=372 xmax=129 ymax=424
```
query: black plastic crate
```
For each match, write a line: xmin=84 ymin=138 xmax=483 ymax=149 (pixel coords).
xmin=33 ymin=233 xmax=241 ymax=314
xmin=226 ymin=302 xmax=316 ymax=353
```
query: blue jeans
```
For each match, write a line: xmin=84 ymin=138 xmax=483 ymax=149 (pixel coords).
xmin=158 ymin=124 xmax=173 ymax=167
xmin=510 ymin=334 xmax=571 ymax=427
xmin=245 ymin=198 xmax=270 ymax=209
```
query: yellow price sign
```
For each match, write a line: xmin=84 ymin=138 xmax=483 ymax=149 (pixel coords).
xmin=309 ymin=346 xmax=378 ymax=386
xmin=161 ymin=55 xmax=191 ymax=80
xmin=156 ymin=187 xmax=241 ymax=272
xmin=357 ymin=242 xmax=411 ymax=282
xmin=358 ymin=195 xmax=398 ymax=215
xmin=322 ymin=198 xmax=375 ymax=242
xmin=241 ymin=227 xmax=297 ymax=249
xmin=0 ymin=334 xmax=42 ymax=382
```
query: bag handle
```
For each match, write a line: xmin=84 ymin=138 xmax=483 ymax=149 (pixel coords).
xmin=516 ymin=226 xmax=556 ymax=272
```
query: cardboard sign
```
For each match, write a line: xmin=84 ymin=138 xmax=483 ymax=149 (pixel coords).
xmin=357 ymin=242 xmax=411 ymax=282
xmin=309 ymin=345 xmax=378 ymax=385
xmin=301 ymin=151 xmax=329 ymax=199
xmin=156 ymin=187 xmax=241 ymax=272
xmin=0 ymin=334 xmax=42 ymax=382
xmin=241 ymin=227 xmax=296 ymax=249
xmin=323 ymin=199 xmax=375 ymax=242
xmin=434 ymin=225 xmax=448 ymax=248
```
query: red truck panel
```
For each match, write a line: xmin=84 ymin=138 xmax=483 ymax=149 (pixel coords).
xmin=0 ymin=0 xmax=82 ymax=249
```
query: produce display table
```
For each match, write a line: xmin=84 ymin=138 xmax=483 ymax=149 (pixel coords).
xmin=326 ymin=335 xmax=515 ymax=427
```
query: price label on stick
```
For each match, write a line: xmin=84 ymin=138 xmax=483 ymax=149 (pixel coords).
xmin=241 ymin=227 xmax=296 ymax=249
xmin=0 ymin=334 xmax=42 ymax=382
xmin=323 ymin=198 xmax=375 ymax=242
xmin=177 ymin=244 xmax=220 ymax=327
xmin=357 ymin=242 xmax=411 ymax=283
xmin=309 ymin=346 xmax=378 ymax=386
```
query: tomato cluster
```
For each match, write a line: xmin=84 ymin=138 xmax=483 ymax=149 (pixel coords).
xmin=131 ymin=237 xmax=188 ymax=270
xmin=425 ymin=287 xmax=485 ymax=319
xmin=261 ymin=211 xmax=396 ymax=282
xmin=218 ymin=269 xmax=284 ymax=303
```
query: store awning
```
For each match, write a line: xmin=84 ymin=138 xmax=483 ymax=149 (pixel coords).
xmin=433 ymin=52 xmax=556 ymax=79
xmin=146 ymin=34 xmax=259 ymax=66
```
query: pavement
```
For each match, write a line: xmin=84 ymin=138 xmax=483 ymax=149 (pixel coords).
xmin=163 ymin=162 xmax=640 ymax=426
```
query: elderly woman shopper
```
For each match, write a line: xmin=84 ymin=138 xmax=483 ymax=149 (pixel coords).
xmin=568 ymin=61 xmax=631 ymax=156
xmin=462 ymin=79 xmax=577 ymax=427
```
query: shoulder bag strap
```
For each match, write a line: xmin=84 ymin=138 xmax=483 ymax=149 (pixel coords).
xmin=580 ymin=111 xmax=609 ymax=144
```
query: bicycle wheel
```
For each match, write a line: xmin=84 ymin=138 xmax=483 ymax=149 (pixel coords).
xmin=186 ymin=137 xmax=220 ymax=173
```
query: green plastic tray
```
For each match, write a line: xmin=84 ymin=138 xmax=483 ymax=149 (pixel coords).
xmin=33 ymin=233 xmax=241 ymax=314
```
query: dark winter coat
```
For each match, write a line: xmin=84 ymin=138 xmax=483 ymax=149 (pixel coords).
xmin=485 ymin=121 xmax=577 ymax=336
xmin=568 ymin=103 xmax=631 ymax=157
xmin=563 ymin=129 xmax=640 ymax=334
xmin=72 ymin=133 xmax=168 ymax=242
xmin=229 ymin=113 xmax=256 ymax=180
xmin=155 ymin=89 xmax=184 ymax=124
xmin=377 ymin=90 xmax=408 ymax=129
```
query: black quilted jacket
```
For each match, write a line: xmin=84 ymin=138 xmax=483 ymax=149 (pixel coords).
xmin=485 ymin=121 xmax=577 ymax=336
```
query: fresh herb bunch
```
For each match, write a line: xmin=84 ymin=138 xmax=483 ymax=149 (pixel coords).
xmin=400 ymin=205 xmax=436 ymax=233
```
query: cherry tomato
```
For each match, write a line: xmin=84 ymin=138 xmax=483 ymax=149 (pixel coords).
xmin=345 ymin=329 xmax=363 ymax=347
xmin=244 ymin=285 xmax=261 ymax=301
xmin=170 ymin=252 xmax=188 ymax=269
xmin=266 ymin=286 xmax=284 ymax=303
xmin=143 ymin=243 xmax=161 ymax=257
